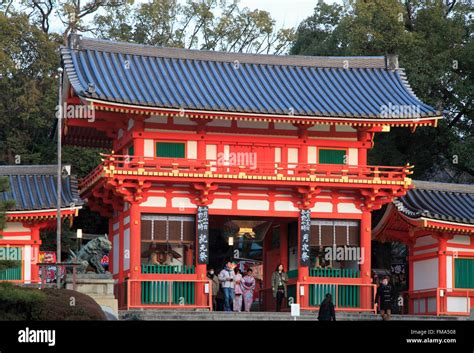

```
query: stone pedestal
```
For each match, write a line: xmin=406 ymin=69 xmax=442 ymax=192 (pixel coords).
xmin=65 ymin=273 xmax=118 ymax=319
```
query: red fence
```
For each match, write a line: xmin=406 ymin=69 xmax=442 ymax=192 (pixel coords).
xmin=80 ymin=153 xmax=413 ymax=190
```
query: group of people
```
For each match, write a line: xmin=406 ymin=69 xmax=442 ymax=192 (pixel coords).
xmin=207 ymin=261 xmax=395 ymax=320
xmin=207 ymin=261 xmax=257 ymax=312
xmin=207 ymin=262 xmax=292 ymax=312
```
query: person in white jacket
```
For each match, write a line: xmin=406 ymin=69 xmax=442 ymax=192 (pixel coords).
xmin=218 ymin=262 xmax=236 ymax=312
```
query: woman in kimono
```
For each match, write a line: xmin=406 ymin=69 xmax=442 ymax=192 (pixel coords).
xmin=241 ymin=268 xmax=256 ymax=312
xmin=233 ymin=267 xmax=243 ymax=312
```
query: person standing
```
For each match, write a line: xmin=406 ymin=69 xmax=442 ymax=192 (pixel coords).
xmin=207 ymin=267 xmax=219 ymax=311
xmin=317 ymin=293 xmax=336 ymax=321
xmin=241 ymin=268 xmax=256 ymax=312
xmin=271 ymin=264 xmax=288 ymax=312
xmin=375 ymin=276 xmax=394 ymax=320
xmin=218 ymin=261 xmax=235 ymax=312
xmin=233 ymin=267 xmax=243 ymax=312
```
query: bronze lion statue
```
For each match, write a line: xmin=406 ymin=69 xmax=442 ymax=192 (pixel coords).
xmin=68 ymin=235 xmax=112 ymax=273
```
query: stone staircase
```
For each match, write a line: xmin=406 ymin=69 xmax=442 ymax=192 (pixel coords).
xmin=119 ymin=310 xmax=470 ymax=321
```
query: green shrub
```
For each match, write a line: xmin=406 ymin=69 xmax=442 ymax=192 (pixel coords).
xmin=0 ymin=282 xmax=106 ymax=320
xmin=0 ymin=282 xmax=46 ymax=320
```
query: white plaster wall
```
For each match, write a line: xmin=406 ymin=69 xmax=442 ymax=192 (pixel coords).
xmin=311 ymin=202 xmax=333 ymax=213
xmin=274 ymin=123 xmax=297 ymax=130
xmin=448 ymin=235 xmax=471 ymax=245
xmin=113 ymin=234 xmax=119 ymax=275
xmin=144 ymin=139 xmax=154 ymax=157
xmin=274 ymin=148 xmax=281 ymax=163
xmin=187 ymin=141 xmax=197 ymax=159
xmin=123 ymin=228 xmax=130 ymax=271
xmin=207 ymin=119 xmax=232 ymax=127
xmin=206 ymin=144 xmax=217 ymax=160
xmin=348 ymin=148 xmax=358 ymax=166
xmin=146 ymin=115 xmax=168 ymax=123
xmin=23 ymin=245 xmax=31 ymax=281
xmin=335 ymin=125 xmax=356 ymax=132
xmin=123 ymin=216 xmax=130 ymax=226
xmin=208 ymin=199 xmax=233 ymax=210
xmin=308 ymin=125 xmax=330 ymax=131
xmin=446 ymin=255 xmax=453 ymax=289
xmin=173 ymin=117 xmax=196 ymax=125
xmin=275 ymin=201 xmax=299 ymax=212
xmin=413 ymin=258 xmax=438 ymax=290
xmin=172 ymin=197 xmax=197 ymax=209
xmin=141 ymin=196 xmax=167 ymax=207
xmin=236 ymin=121 xmax=269 ymax=129
xmin=447 ymin=297 xmax=469 ymax=313
xmin=308 ymin=146 xmax=317 ymax=164
xmin=3 ymin=222 xmax=29 ymax=232
xmin=337 ymin=203 xmax=362 ymax=214
xmin=237 ymin=200 xmax=270 ymax=211
xmin=415 ymin=235 xmax=438 ymax=247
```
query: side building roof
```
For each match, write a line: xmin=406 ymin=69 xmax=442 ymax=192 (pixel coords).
xmin=394 ymin=180 xmax=473 ymax=225
xmin=0 ymin=165 xmax=83 ymax=212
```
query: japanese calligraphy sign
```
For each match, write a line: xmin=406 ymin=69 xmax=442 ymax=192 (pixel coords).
xmin=300 ymin=209 xmax=311 ymax=267
xmin=197 ymin=206 xmax=209 ymax=264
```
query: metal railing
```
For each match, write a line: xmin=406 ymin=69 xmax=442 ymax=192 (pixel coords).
xmin=403 ymin=287 xmax=472 ymax=316
xmin=127 ymin=278 xmax=213 ymax=310
xmin=297 ymin=281 xmax=377 ymax=313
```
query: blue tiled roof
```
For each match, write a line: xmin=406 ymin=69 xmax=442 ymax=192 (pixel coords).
xmin=61 ymin=36 xmax=439 ymax=120
xmin=395 ymin=181 xmax=474 ymax=225
xmin=0 ymin=165 xmax=83 ymax=211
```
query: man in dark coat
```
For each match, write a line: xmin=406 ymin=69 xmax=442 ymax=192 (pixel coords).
xmin=375 ymin=276 xmax=394 ymax=320
xmin=318 ymin=293 xmax=336 ymax=321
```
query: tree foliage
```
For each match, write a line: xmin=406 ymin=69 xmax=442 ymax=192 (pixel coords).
xmin=94 ymin=0 xmax=295 ymax=53
xmin=291 ymin=0 xmax=473 ymax=182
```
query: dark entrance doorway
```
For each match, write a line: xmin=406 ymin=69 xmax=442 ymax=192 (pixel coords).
xmin=208 ymin=215 xmax=297 ymax=312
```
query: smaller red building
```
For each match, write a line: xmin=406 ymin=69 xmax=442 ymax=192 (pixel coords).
xmin=0 ymin=165 xmax=83 ymax=283
xmin=374 ymin=181 xmax=474 ymax=316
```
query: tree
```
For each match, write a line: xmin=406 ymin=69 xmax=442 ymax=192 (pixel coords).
xmin=0 ymin=11 xmax=59 ymax=166
xmin=94 ymin=0 xmax=295 ymax=53
xmin=0 ymin=177 xmax=15 ymax=231
xmin=291 ymin=0 xmax=473 ymax=182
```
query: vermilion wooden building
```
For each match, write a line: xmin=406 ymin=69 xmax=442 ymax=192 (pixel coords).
xmin=0 ymin=165 xmax=82 ymax=283
xmin=374 ymin=181 xmax=474 ymax=316
xmin=60 ymin=35 xmax=441 ymax=311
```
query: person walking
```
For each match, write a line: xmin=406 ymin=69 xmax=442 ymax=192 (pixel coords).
xmin=375 ymin=276 xmax=394 ymax=320
xmin=233 ymin=267 xmax=243 ymax=312
xmin=241 ymin=268 xmax=256 ymax=312
xmin=207 ymin=267 xmax=219 ymax=311
xmin=218 ymin=261 xmax=235 ymax=312
xmin=317 ymin=293 xmax=336 ymax=321
xmin=271 ymin=264 xmax=288 ymax=312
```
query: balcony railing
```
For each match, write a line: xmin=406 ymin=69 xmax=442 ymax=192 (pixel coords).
xmin=80 ymin=153 xmax=413 ymax=191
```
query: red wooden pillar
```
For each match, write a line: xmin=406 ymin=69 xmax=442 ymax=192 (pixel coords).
xmin=360 ymin=210 xmax=372 ymax=309
xmin=438 ymin=234 xmax=447 ymax=313
xmin=129 ymin=202 xmax=142 ymax=307
xmin=30 ymin=226 xmax=41 ymax=282
xmin=408 ymin=240 xmax=414 ymax=314
xmin=279 ymin=221 xmax=288 ymax=271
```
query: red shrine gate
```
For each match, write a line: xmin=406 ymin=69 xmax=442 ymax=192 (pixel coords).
xmin=61 ymin=35 xmax=441 ymax=312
